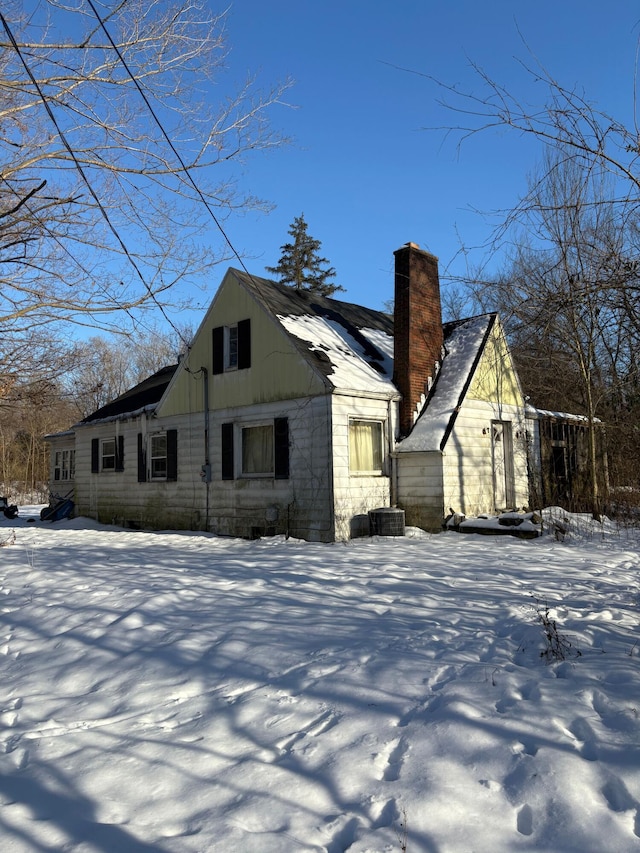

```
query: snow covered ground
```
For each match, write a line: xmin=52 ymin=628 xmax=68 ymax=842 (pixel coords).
xmin=1 ymin=508 xmax=640 ymax=852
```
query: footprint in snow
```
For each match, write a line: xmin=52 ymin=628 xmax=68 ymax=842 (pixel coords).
xmin=567 ymin=716 xmax=598 ymax=761
xmin=382 ymin=736 xmax=408 ymax=782
xmin=274 ymin=710 xmax=340 ymax=760
xmin=601 ymin=775 xmax=640 ymax=839
xmin=325 ymin=815 xmax=363 ymax=853
xmin=370 ymin=796 xmax=399 ymax=829
xmin=517 ymin=803 xmax=534 ymax=836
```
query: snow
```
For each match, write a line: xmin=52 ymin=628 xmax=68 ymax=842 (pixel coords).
xmin=1 ymin=507 xmax=640 ymax=852
xmin=526 ymin=405 xmax=598 ymax=424
xmin=396 ymin=315 xmax=492 ymax=453
xmin=277 ymin=314 xmax=395 ymax=395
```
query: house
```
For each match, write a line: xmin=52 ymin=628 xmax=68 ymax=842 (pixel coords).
xmin=46 ymin=242 xmax=535 ymax=540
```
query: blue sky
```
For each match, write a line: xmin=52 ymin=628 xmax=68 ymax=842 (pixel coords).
xmin=191 ymin=0 xmax=639 ymax=316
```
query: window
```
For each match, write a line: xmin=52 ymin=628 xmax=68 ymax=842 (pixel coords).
xmin=349 ymin=420 xmax=383 ymax=474
xmin=242 ymin=424 xmax=274 ymax=475
xmin=54 ymin=449 xmax=75 ymax=481
xmin=212 ymin=319 xmax=251 ymax=374
xmin=101 ymin=438 xmax=116 ymax=471
xmin=150 ymin=434 xmax=168 ymax=479
xmin=222 ymin=417 xmax=289 ymax=480
xmin=226 ymin=325 xmax=239 ymax=369
xmin=91 ymin=436 xmax=124 ymax=473
xmin=137 ymin=430 xmax=178 ymax=482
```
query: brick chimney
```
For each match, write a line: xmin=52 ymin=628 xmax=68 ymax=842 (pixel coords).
xmin=393 ymin=242 xmax=444 ymax=436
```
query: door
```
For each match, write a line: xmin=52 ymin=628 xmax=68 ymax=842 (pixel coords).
xmin=492 ymin=421 xmax=515 ymax=510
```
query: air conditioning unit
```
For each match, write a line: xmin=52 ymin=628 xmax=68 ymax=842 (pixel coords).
xmin=368 ymin=507 xmax=405 ymax=537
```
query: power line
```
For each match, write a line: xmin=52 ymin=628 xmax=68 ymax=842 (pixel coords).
xmin=0 ymin=10 xmax=189 ymax=346
xmin=84 ymin=0 xmax=257 ymax=285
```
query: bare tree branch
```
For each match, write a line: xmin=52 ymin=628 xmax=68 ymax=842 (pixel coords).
xmin=0 ymin=0 xmax=292 ymax=340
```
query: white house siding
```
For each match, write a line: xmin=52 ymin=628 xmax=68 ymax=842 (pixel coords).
xmin=45 ymin=433 xmax=77 ymax=500
xmin=72 ymin=411 xmax=209 ymax=530
xmin=442 ymin=398 xmax=529 ymax=518
xmin=395 ymin=451 xmax=445 ymax=532
xmin=208 ymin=395 xmax=335 ymax=542
xmin=330 ymin=394 xmax=395 ymax=540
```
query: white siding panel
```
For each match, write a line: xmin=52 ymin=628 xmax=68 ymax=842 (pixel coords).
xmin=209 ymin=395 xmax=334 ymax=541
xmin=74 ymin=412 xmax=207 ymax=530
xmin=442 ymin=398 xmax=529 ymax=517
xmin=331 ymin=395 xmax=394 ymax=540
xmin=396 ymin=451 xmax=444 ymax=531
xmin=71 ymin=395 xmax=336 ymax=540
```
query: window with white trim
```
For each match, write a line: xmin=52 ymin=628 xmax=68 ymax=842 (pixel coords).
xmin=349 ymin=419 xmax=383 ymax=474
xmin=150 ymin=433 xmax=168 ymax=480
xmin=242 ymin=423 xmax=274 ymax=475
xmin=54 ymin=449 xmax=75 ymax=481
xmin=221 ymin=418 xmax=289 ymax=480
xmin=225 ymin=324 xmax=239 ymax=370
xmin=101 ymin=438 xmax=116 ymax=471
xmin=91 ymin=436 xmax=123 ymax=474
xmin=136 ymin=429 xmax=178 ymax=482
xmin=212 ymin=319 xmax=251 ymax=374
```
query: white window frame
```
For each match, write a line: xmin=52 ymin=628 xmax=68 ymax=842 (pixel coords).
xmin=101 ymin=438 xmax=116 ymax=471
xmin=348 ymin=419 xmax=384 ymax=475
xmin=240 ymin=422 xmax=274 ymax=477
xmin=149 ymin=433 xmax=168 ymax=480
xmin=54 ymin=448 xmax=75 ymax=481
xmin=224 ymin=324 xmax=239 ymax=370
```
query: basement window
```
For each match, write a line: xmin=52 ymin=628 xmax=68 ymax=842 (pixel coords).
xmin=349 ymin=420 xmax=383 ymax=474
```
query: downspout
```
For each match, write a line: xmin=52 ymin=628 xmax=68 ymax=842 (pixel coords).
xmin=388 ymin=396 xmax=399 ymax=506
xmin=201 ymin=367 xmax=210 ymax=530
xmin=327 ymin=391 xmax=335 ymax=539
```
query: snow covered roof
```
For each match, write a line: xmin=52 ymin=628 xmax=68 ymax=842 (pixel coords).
xmin=234 ymin=270 xmax=397 ymax=395
xmin=74 ymin=272 xmax=494 ymax=433
xmin=396 ymin=314 xmax=495 ymax=453
xmin=525 ymin=404 xmax=598 ymax=424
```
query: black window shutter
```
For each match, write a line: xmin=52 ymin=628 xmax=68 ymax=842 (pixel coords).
xmin=274 ymin=417 xmax=289 ymax=479
xmin=238 ymin=318 xmax=251 ymax=369
xmin=137 ymin=433 xmax=146 ymax=482
xmin=91 ymin=438 xmax=99 ymax=473
xmin=115 ymin=435 xmax=125 ymax=472
xmin=166 ymin=429 xmax=178 ymax=481
xmin=221 ymin=423 xmax=234 ymax=480
xmin=212 ymin=326 xmax=224 ymax=374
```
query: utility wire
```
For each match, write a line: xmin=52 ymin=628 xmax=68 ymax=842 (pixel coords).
xmin=84 ymin=0 xmax=257 ymax=285
xmin=0 ymin=10 xmax=189 ymax=346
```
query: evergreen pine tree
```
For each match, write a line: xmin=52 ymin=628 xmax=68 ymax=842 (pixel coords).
xmin=266 ymin=214 xmax=344 ymax=297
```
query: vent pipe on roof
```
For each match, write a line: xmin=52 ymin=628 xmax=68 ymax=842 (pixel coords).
xmin=393 ymin=242 xmax=444 ymax=437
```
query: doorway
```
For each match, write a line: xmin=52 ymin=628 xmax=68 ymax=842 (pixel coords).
xmin=492 ymin=421 xmax=515 ymax=510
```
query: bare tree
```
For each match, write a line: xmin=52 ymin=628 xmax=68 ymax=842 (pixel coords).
xmin=67 ymin=325 xmax=192 ymax=418
xmin=409 ymin=34 xmax=640 ymax=507
xmin=0 ymin=376 xmax=74 ymax=498
xmin=0 ymin=0 xmax=290 ymax=342
xmin=471 ymin=152 xmax=640 ymax=512
xmin=423 ymin=43 xmax=640 ymax=209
